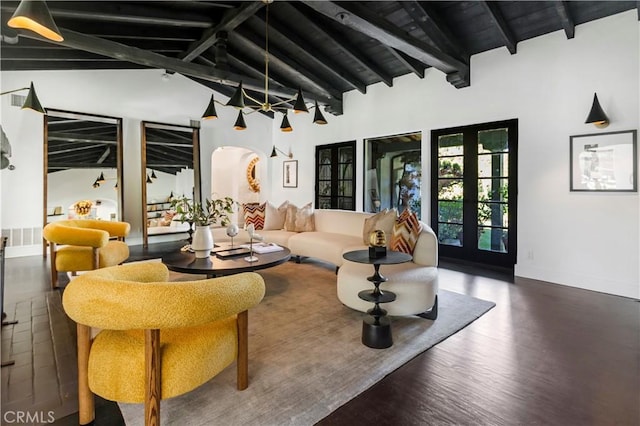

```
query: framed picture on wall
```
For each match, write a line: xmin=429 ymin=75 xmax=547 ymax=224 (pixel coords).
xmin=283 ymin=160 xmax=298 ymax=188
xmin=570 ymin=130 xmax=637 ymax=192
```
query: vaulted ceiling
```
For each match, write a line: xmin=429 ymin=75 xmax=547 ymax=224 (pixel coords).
xmin=2 ymin=1 xmax=637 ymax=118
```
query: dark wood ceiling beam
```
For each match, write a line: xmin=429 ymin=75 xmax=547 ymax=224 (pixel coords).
xmin=1 ymin=48 xmax=124 ymax=61
xmin=402 ymin=1 xmax=468 ymax=63
xmin=387 ymin=48 xmax=425 ymax=78
xmin=8 ymin=3 xmax=213 ymax=28
xmin=0 ymin=60 xmax=146 ymax=71
xmin=553 ymin=1 xmax=575 ymax=39
xmin=288 ymin=2 xmax=393 ymax=87
xmin=301 ymin=1 xmax=469 ymax=87
xmin=231 ymin=30 xmax=343 ymax=103
xmin=252 ymin=15 xmax=367 ymax=94
xmin=48 ymin=135 xmax=118 ymax=145
xmin=480 ymin=2 xmax=517 ymax=54
xmin=16 ymin=28 xmax=338 ymax=111
xmin=48 ymin=144 xmax=109 ymax=155
xmin=180 ymin=1 xmax=264 ymax=62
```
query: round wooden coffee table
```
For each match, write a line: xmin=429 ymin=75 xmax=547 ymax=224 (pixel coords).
xmin=162 ymin=245 xmax=291 ymax=278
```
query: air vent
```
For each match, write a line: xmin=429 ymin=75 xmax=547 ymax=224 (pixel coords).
xmin=1 ymin=227 xmax=42 ymax=246
xmin=11 ymin=94 xmax=26 ymax=107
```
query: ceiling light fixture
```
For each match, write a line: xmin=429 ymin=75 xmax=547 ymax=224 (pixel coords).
xmin=7 ymin=0 xmax=63 ymax=42
xmin=150 ymin=170 xmax=157 ymax=179
xmin=0 ymin=82 xmax=46 ymax=113
xmin=201 ymin=0 xmax=328 ymax=131
xmin=585 ymin=93 xmax=609 ymax=128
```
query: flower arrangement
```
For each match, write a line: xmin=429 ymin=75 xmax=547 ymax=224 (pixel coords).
xmin=170 ymin=196 xmax=235 ymax=227
xmin=73 ymin=200 xmax=93 ymax=217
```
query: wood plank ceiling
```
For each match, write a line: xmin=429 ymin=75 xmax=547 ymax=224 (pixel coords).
xmin=1 ymin=1 xmax=637 ymax=172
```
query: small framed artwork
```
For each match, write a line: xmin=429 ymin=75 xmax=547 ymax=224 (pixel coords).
xmin=569 ymin=130 xmax=637 ymax=192
xmin=283 ymin=160 xmax=298 ymax=188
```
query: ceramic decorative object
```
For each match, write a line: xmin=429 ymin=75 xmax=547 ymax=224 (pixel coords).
xmin=226 ymin=224 xmax=239 ymax=248
xmin=192 ymin=225 xmax=213 ymax=258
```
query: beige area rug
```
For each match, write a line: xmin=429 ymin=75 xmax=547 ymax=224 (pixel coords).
xmin=119 ymin=259 xmax=495 ymax=426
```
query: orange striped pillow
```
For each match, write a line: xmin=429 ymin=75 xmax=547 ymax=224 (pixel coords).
xmin=242 ymin=202 xmax=265 ymax=230
xmin=389 ymin=209 xmax=422 ymax=254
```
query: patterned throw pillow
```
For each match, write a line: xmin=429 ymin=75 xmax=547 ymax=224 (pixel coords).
xmin=242 ymin=202 xmax=265 ymax=230
xmin=264 ymin=201 xmax=289 ymax=230
xmin=362 ymin=209 xmax=397 ymax=245
xmin=284 ymin=202 xmax=315 ymax=232
xmin=389 ymin=209 xmax=422 ymax=254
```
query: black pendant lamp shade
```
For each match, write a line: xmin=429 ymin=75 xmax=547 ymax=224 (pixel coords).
xmin=22 ymin=82 xmax=46 ymax=113
xmin=585 ymin=93 xmax=609 ymax=128
xmin=313 ymin=101 xmax=328 ymax=125
xmin=150 ymin=170 xmax=157 ymax=179
xmin=280 ymin=113 xmax=293 ymax=132
xmin=8 ymin=0 xmax=63 ymax=42
xmin=202 ymin=95 xmax=218 ymax=120
xmin=146 ymin=174 xmax=153 ymax=184
xmin=233 ymin=110 xmax=247 ymax=130
xmin=92 ymin=179 xmax=100 ymax=189
xmin=97 ymin=172 xmax=106 ymax=183
xmin=293 ymin=88 xmax=308 ymax=114
xmin=227 ymin=83 xmax=246 ymax=109
xmin=270 ymin=146 xmax=278 ymax=158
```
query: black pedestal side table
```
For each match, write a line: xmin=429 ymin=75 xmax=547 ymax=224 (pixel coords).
xmin=342 ymin=250 xmax=412 ymax=349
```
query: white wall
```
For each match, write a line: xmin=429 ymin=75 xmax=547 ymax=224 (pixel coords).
xmin=272 ymin=11 xmax=639 ymax=298
xmin=1 ymin=69 xmax=273 ymax=246
xmin=1 ymin=11 xmax=638 ymax=298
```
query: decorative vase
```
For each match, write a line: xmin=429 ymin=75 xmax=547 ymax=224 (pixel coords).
xmin=191 ymin=225 xmax=213 ymax=258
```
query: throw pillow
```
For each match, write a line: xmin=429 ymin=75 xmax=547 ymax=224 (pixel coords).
xmin=389 ymin=209 xmax=422 ymax=254
xmin=284 ymin=202 xmax=315 ymax=232
xmin=264 ymin=200 xmax=289 ymax=230
xmin=242 ymin=202 xmax=265 ymax=230
xmin=362 ymin=209 xmax=397 ymax=245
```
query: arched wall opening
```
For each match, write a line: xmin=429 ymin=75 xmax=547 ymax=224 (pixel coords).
xmin=211 ymin=146 xmax=268 ymax=225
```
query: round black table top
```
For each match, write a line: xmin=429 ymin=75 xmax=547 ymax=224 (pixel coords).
xmin=342 ymin=249 xmax=412 ymax=265
xmin=162 ymin=246 xmax=291 ymax=276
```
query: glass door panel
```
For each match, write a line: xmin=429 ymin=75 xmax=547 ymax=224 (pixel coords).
xmin=315 ymin=141 xmax=356 ymax=210
xmin=431 ymin=120 xmax=517 ymax=268
xmin=436 ymin=133 xmax=463 ymax=246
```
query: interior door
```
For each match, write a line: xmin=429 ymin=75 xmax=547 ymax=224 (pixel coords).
xmin=431 ymin=119 xmax=518 ymax=268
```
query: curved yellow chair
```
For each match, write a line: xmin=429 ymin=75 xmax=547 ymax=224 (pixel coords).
xmin=43 ymin=219 xmax=130 ymax=288
xmin=62 ymin=262 xmax=266 ymax=426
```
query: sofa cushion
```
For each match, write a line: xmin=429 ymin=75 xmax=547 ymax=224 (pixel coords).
xmin=362 ymin=209 xmax=397 ymax=245
xmin=390 ymin=209 xmax=422 ymax=254
xmin=313 ymin=209 xmax=373 ymax=236
xmin=264 ymin=201 xmax=288 ymax=230
xmin=288 ymin=232 xmax=365 ymax=267
xmin=284 ymin=203 xmax=315 ymax=232
xmin=242 ymin=202 xmax=265 ymax=230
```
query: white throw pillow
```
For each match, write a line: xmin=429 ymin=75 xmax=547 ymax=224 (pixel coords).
xmin=284 ymin=202 xmax=315 ymax=232
xmin=264 ymin=201 xmax=289 ymax=230
xmin=362 ymin=209 xmax=397 ymax=245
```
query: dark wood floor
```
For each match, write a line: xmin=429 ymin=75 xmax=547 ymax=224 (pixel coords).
xmin=3 ymin=242 xmax=639 ymax=426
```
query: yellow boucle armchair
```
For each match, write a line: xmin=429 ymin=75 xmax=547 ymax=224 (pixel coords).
xmin=62 ymin=262 xmax=266 ymax=426
xmin=43 ymin=219 xmax=130 ymax=288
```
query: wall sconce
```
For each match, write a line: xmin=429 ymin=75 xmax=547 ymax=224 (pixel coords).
xmin=8 ymin=0 xmax=63 ymax=42
xmin=0 ymin=82 xmax=46 ymax=113
xmin=585 ymin=93 xmax=609 ymax=128
xmin=270 ymin=146 xmax=293 ymax=159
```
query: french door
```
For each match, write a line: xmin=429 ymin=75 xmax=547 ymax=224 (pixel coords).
xmin=430 ymin=119 xmax=518 ymax=268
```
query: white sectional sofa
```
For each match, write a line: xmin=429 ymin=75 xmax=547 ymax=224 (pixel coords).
xmin=211 ymin=208 xmax=438 ymax=318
